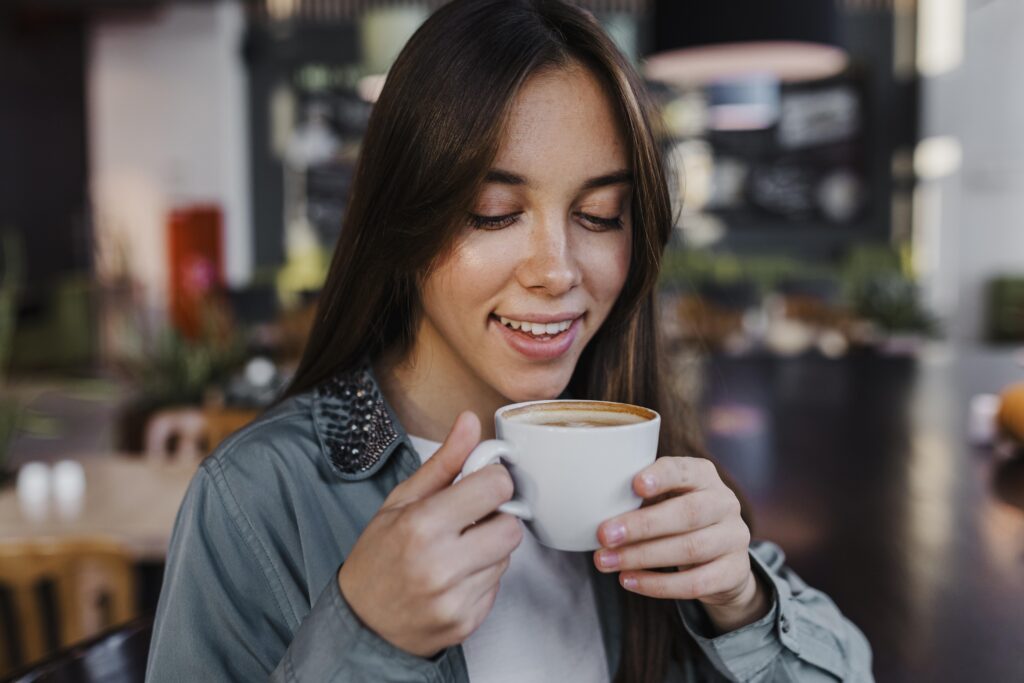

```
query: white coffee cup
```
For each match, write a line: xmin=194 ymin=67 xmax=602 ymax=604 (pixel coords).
xmin=460 ymin=399 xmax=661 ymax=551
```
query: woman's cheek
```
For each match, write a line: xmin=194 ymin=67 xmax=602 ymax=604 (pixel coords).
xmin=587 ymin=233 xmax=631 ymax=308
xmin=454 ymin=232 xmax=521 ymax=288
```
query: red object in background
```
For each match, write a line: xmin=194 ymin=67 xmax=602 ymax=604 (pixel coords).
xmin=168 ymin=205 xmax=224 ymax=338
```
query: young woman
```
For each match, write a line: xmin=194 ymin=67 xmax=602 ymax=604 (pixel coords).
xmin=147 ymin=1 xmax=873 ymax=681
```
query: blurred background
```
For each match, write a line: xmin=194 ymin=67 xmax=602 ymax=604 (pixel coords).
xmin=1 ymin=0 xmax=1023 ymax=681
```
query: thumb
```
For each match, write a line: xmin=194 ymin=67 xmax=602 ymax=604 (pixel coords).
xmin=390 ymin=411 xmax=482 ymax=505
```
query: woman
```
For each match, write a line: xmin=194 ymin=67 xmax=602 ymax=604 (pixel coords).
xmin=147 ymin=1 xmax=872 ymax=681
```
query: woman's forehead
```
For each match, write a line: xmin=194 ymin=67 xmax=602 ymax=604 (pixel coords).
xmin=492 ymin=65 xmax=630 ymax=182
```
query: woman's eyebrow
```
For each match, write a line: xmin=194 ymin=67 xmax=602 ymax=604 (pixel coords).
xmin=484 ymin=169 xmax=527 ymax=185
xmin=483 ymin=169 xmax=633 ymax=189
xmin=581 ymin=170 xmax=633 ymax=190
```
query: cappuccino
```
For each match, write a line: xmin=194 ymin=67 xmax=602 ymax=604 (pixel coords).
xmin=503 ymin=400 xmax=655 ymax=428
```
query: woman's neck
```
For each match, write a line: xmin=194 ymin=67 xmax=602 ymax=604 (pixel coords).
xmin=374 ymin=331 xmax=507 ymax=443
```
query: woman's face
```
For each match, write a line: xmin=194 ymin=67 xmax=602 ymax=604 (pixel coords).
xmin=417 ymin=64 xmax=633 ymax=404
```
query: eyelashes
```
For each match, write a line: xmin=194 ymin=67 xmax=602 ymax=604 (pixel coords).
xmin=467 ymin=212 xmax=520 ymax=230
xmin=467 ymin=211 xmax=624 ymax=231
xmin=580 ymin=213 xmax=624 ymax=230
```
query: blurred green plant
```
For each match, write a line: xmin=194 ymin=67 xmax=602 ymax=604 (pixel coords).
xmin=1 ymin=231 xmax=22 ymax=378
xmin=659 ymin=247 xmax=836 ymax=295
xmin=123 ymin=301 xmax=248 ymax=408
xmin=842 ymin=245 xmax=938 ymax=335
xmin=112 ymin=298 xmax=250 ymax=452
xmin=840 ymin=244 xmax=902 ymax=296
xmin=848 ymin=274 xmax=937 ymax=334
xmin=659 ymin=243 xmax=939 ymax=336
xmin=0 ymin=398 xmax=22 ymax=474
xmin=8 ymin=272 xmax=97 ymax=372
xmin=987 ymin=276 xmax=1024 ymax=343
xmin=1 ymin=230 xmax=24 ymax=472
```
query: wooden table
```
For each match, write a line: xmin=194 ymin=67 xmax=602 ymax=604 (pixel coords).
xmin=700 ymin=347 xmax=1024 ymax=683
xmin=0 ymin=455 xmax=197 ymax=561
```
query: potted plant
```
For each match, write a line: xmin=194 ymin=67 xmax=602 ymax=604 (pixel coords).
xmin=1 ymin=231 xmax=23 ymax=478
xmin=115 ymin=299 xmax=247 ymax=452
xmin=0 ymin=399 xmax=22 ymax=481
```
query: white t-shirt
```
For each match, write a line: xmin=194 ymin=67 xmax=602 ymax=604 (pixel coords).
xmin=408 ymin=435 xmax=610 ymax=683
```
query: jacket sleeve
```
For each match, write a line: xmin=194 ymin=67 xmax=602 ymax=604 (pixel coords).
xmin=145 ymin=463 xmax=461 ymax=683
xmin=675 ymin=540 xmax=874 ymax=682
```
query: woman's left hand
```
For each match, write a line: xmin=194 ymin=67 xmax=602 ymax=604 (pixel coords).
xmin=593 ymin=456 xmax=770 ymax=634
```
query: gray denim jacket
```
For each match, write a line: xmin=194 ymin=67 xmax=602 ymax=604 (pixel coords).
xmin=146 ymin=364 xmax=873 ymax=682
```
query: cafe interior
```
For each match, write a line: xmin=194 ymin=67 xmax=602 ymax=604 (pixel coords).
xmin=2 ymin=0 xmax=1023 ymax=680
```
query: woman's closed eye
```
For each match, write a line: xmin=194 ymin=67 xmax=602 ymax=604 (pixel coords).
xmin=467 ymin=211 xmax=623 ymax=231
xmin=576 ymin=212 xmax=623 ymax=231
xmin=468 ymin=212 xmax=522 ymax=230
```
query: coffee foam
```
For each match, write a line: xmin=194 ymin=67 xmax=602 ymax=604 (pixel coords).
xmin=503 ymin=401 xmax=655 ymax=427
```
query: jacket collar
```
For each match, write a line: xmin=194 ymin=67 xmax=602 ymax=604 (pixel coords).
xmin=312 ymin=360 xmax=408 ymax=481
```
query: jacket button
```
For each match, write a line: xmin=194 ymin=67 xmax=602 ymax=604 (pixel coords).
xmin=780 ymin=615 xmax=791 ymax=634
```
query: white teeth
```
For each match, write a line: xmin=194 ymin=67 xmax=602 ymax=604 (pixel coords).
xmin=497 ymin=316 xmax=575 ymax=336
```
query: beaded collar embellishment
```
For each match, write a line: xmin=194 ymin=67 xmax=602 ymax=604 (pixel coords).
xmin=314 ymin=363 xmax=400 ymax=479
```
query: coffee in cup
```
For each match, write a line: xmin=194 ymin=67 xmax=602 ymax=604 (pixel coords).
xmin=460 ymin=399 xmax=660 ymax=551
xmin=503 ymin=401 xmax=652 ymax=428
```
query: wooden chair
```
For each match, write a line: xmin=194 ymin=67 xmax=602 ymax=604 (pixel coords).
xmin=143 ymin=405 xmax=259 ymax=462
xmin=203 ymin=406 xmax=259 ymax=452
xmin=143 ymin=407 xmax=208 ymax=463
xmin=0 ymin=538 xmax=137 ymax=676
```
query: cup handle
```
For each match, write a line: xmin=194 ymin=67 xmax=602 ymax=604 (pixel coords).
xmin=460 ymin=439 xmax=533 ymax=521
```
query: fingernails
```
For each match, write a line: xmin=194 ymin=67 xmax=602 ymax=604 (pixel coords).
xmin=597 ymin=551 xmax=620 ymax=569
xmin=603 ymin=522 xmax=625 ymax=545
xmin=640 ymin=474 xmax=657 ymax=492
xmin=622 ymin=576 xmax=638 ymax=590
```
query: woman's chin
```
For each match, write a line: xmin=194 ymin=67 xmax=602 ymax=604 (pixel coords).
xmin=486 ymin=356 xmax=579 ymax=404
xmin=505 ymin=390 xmax=563 ymax=404
xmin=497 ymin=376 xmax=573 ymax=404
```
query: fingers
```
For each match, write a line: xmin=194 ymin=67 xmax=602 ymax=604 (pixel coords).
xmin=424 ymin=462 xmax=516 ymax=528
xmin=597 ymin=488 xmax=738 ymax=548
xmin=458 ymin=512 xmax=523 ymax=571
xmin=632 ymin=456 xmax=721 ymax=499
xmin=617 ymin=553 xmax=750 ymax=600
xmin=462 ymin=555 xmax=512 ymax=603
xmin=438 ymin=558 xmax=510 ymax=644
xmin=390 ymin=411 xmax=481 ymax=505
xmin=594 ymin=521 xmax=749 ymax=573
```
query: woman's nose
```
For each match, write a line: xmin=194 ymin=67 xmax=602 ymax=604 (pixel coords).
xmin=516 ymin=216 xmax=582 ymax=296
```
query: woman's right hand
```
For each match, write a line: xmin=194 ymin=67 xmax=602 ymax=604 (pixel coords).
xmin=337 ymin=411 xmax=523 ymax=657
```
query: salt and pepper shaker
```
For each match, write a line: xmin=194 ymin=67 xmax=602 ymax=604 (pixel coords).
xmin=53 ymin=460 xmax=86 ymax=519
xmin=16 ymin=462 xmax=51 ymax=522
xmin=14 ymin=460 xmax=87 ymax=521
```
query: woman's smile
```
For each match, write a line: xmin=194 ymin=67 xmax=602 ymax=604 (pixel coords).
xmin=489 ymin=312 xmax=584 ymax=361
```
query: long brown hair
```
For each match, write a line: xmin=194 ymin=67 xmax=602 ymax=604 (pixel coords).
xmin=284 ymin=1 xmax=706 ymax=679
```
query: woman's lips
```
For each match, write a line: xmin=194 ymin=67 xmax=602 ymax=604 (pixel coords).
xmin=491 ymin=314 xmax=582 ymax=361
